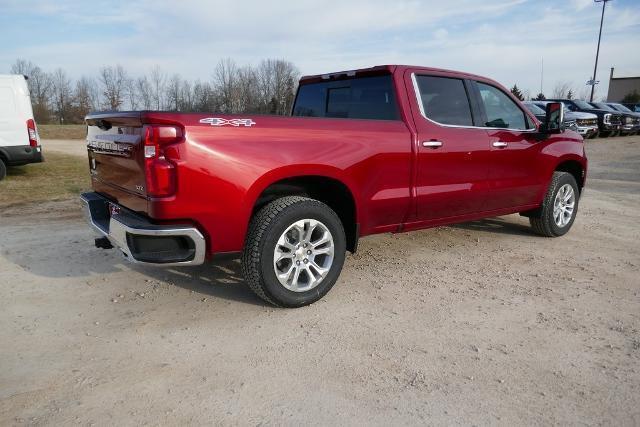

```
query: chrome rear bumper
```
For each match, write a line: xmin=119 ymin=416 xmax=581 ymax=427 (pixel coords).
xmin=80 ymin=192 xmax=206 ymax=266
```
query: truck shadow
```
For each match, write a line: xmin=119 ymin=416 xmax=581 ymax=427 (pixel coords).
xmin=452 ymin=217 xmax=533 ymax=236
xmin=6 ymin=166 xmax=28 ymax=176
xmin=137 ymin=258 xmax=267 ymax=306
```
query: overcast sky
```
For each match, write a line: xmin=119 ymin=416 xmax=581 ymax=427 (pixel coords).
xmin=1 ymin=0 xmax=639 ymax=99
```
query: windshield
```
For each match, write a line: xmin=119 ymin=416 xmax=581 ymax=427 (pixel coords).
xmin=573 ymin=100 xmax=595 ymax=109
xmin=524 ymin=102 xmax=545 ymax=115
xmin=610 ymin=103 xmax=633 ymax=113
xmin=593 ymin=102 xmax=615 ymax=111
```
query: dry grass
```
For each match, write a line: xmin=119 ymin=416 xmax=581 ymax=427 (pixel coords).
xmin=0 ymin=153 xmax=90 ymax=207
xmin=38 ymin=124 xmax=87 ymax=140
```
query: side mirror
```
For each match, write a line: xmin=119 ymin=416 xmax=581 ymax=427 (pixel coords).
xmin=543 ymin=102 xmax=564 ymax=134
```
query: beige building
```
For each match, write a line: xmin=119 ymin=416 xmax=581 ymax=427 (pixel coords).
xmin=607 ymin=68 xmax=640 ymax=102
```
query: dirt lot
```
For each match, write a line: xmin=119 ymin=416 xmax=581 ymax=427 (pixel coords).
xmin=1 ymin=136 xmax=639 ymax=425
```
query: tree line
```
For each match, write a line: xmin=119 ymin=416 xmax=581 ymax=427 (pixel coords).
xmin=509 ymin=81 xmax=603 ymax=103
xmin=9 ymin=58 xmax=300 ymax=124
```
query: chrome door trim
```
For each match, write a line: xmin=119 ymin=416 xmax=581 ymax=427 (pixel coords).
xmin=410 ymin=73 xmax=538 ymax=132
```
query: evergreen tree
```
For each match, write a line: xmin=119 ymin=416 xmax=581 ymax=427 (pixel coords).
xmin=510 ymin=84 xmax=524 ymax=101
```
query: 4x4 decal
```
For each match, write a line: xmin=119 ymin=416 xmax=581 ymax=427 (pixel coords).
xmin=199 ymin=118 xmax=256 ymax=127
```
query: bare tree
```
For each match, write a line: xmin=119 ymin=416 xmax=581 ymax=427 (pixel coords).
xmin=166 ymin=74 xmax=182 ymax=111
xmin=51 ymin=68 xmax=72 ymax=124
xmin=578 ymin=86 xmax=596 ymax=101
xmin=256 ymin=59 xmax=299 ymax=114
xmin=72 ymin=76 xmax=96 ymax=123
xmin=213 ymin=58 xmax=240 ymax=113
xmin=8 ymin=57 xmax=303 ymax=122
xmin=10 ymin=59 xmax=34 ymax=76
xmin=11 ymin=59 xmax=52 ymax=122
xmin=552 ymin=81 xmax=573 ymax=99
xmin=136 ymin=76 xmax=153 ymax=109
xmin=236 ymin=66 xmax=259 ymax=113
xmin=192 ymin=80 xmax=216 ymax=112
xmin=179 ymin=79 xmax=194 ymax=112
xmin=150 ymin=66 xmax=166 ymax=110
xmin=124 ymin=77 xmax=138 ymax=110
xmin=99 ymin=65 xmax=128 ymax=110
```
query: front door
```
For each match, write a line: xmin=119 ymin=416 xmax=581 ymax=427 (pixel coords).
xmin=472 ymin=81 xmax=544 ymax=210
xmin=408 ymin=73 xmax=492 ymax=221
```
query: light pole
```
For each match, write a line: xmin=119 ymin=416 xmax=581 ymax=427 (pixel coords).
xmin=590 ymin=0 xmax=612 ymax=102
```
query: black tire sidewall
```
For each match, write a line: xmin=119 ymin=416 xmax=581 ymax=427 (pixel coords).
xmin=547 ymin=174 xmax=579 ymax=236
xmin=258 ymin=201 xmax=346 ymax=307
xmin=0 ymin=159 xmax=6 ymax=181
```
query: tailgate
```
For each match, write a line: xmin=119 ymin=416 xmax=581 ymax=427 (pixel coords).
xmin=86 ymin=112 xmax=147 ymax=199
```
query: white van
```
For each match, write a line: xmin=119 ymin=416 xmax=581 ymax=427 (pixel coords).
xmin=0 ymin=74 xmax=43 ymax=180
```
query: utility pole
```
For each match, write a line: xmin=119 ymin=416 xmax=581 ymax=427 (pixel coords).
xmin=590 ymin=0 xmax=612 ymax=102
xmin=540 ymin=57 xmax=543 ymax=95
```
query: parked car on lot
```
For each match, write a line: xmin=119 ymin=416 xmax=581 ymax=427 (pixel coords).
xmin=590 ymin=102 xmax=640 ymax=135
xmin=0 ymin=74 xmax=43 ymax=180
xmin=532 ymin=100 xmax=599 ymax=138
xmin=523 ymin=101 xmax=578 ymax=132
xmin=547 ymin=98 xmax=622 ymax=137
xmin=81 ymin=65 xmax=587 ymax=307
xmin=526 ymin=101 xmax=596 ymax=138
xmin=606 ymin=102 xmax=640 ymax=135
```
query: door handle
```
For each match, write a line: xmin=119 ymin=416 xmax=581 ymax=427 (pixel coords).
xmin=422 ymin=140 xmax=443 ymax=148
xmin=492 ymin=141 xmax=508 ymax=148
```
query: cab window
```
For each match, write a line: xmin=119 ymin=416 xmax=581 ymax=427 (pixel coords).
xmin=477 ymin=83 xmax=529 ymax=130
xmin=414 ymin=75 xmax=474 ymax=126
xmin=293 ymin=75 xmax=399 ymax=120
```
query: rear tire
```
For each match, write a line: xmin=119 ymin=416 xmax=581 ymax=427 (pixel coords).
xmin=241 ymin=196 xmax=346 ymax=307
xmin=529 ymin=172 xmax=579 ymax=237
xmin=0 ymin=159 xmax=6 ymax=181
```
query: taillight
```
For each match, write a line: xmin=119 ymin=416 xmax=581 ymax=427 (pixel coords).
xmin=143 ymin=125 xmax=183 ymax=197
xmin=27 ymin=119 xmax=38 ymax=147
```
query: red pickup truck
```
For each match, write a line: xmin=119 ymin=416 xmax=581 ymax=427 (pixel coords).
xmin=81 ymin=65 xmax=587 ymax=307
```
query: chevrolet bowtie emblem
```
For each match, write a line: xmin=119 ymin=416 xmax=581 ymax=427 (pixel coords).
xmin=199 ymin=118 xmax=256 ymax=127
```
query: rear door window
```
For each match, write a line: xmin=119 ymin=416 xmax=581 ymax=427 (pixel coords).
xmin=477 ymin=83 xmax=529 ymax=130
xmin=293 ymin=75 xmax=399 ymax=120
xmin=414 ymin=76 xmax=474 ymax=126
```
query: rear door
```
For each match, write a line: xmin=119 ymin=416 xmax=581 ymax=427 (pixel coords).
xmin=471 ymin=81 xmax=544 ymax=210
xmin=0 ymin=76 xmax=27 ymax=147
xmin=407 ymin=72 xmax=492 ymax=221
xmin=86 ymin=113 xmax=148 ymax=199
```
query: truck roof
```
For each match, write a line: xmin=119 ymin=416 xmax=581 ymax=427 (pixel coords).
xmin=299 ymin=65 xmax=492 ymax=85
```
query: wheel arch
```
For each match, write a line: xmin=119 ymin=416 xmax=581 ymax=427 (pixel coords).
xmin=554 ymin=158 xmax=585 ymax=192
xmin=246 ymin=170 xmax=360 ymax=252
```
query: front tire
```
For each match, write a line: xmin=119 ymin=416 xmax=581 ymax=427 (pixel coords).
xmin=529 ymin=172 xmax=579 ymax=237
xmin=0 ymin=159 xmax=6 ymax=181
xmin=241 ymin=196 xmax=346 ymax=307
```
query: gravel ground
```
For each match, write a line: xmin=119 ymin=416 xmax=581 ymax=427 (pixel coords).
xmin=1 ymin=136 xmax=639 ymax=425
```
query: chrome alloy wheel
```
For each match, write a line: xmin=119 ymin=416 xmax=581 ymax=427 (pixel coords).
xmin=553 ymin=184 xmax=575 ymax=227
xmin=273 ymin=219 xmax=335 ymax=292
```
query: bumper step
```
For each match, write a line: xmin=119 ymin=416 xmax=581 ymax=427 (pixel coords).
xmin=81 ymin=192 xmax=206 ymax=266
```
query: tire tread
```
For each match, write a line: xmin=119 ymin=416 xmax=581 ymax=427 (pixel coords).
xmin=241 ymin=196 xmax=321 ymax=306
xmin=529 ymin=171 xmax=576 ymax=237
